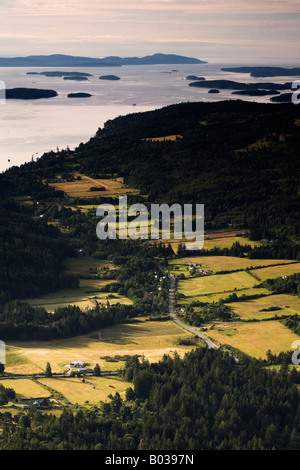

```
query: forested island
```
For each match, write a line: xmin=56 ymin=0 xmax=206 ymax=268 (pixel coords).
xmin=5 ymin=88 xmax=58 ymax=99
xmin=99 ymin=75 xmax=120 ymax=81
xmin=67 ymin=92 xmax=92 ymax=98
xmin=189 ymin=79 xmax=292 ymax=91
xmin=221 ymin=66 xmax=300 ymax=77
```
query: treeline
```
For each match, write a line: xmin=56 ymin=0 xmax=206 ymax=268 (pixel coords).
xmin=177 ymin=240 xmax=300 ymax=261
xmin=260 ymin=273 xmax=300 ymax=296
xmin=0 ymin=301 xmax=138 ymax=341
xmin=283 ymin=315 xmax=300 ymax=337
xmin=1 ymin=348 xmax=300 ymax=450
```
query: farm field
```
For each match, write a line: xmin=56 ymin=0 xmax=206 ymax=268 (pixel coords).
xmin=0 ymin=378 xmax=51 ymax=400
xmin=208 ymin=320 xmax=300 ymax=359
xmin=49 ymin=174 xmax=140 ymax=198
xmin=26 ymin=280 xmax=126 ymax=313
xmin=180 ymin=287 xmax=271 ymax=304
xmin=166 ymin=235 xmax=263 ymax=253
xmin=170 ymin=256 xmax=296 ymax=274
xmin=229 ymin=294 xmax=300 ymax=321
xmin=4 ymin=318 xmax=199 ymax=375
xmin=38 ymin=375 xmax=129 ymax=405
xmin=251 ymin=263 xmax=300 ymax=281
xmin=64 ymin=256 xmax=114 ymax=276
xmin=178 ymin=270 xmax=258 ymax=297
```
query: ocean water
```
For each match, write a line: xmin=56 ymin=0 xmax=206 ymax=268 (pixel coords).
xmin=0 ymin=59 xmax=298 ymax=173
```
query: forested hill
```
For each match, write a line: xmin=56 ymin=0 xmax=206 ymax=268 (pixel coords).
xmin=4 ymin=100 xmax=298 ymax=242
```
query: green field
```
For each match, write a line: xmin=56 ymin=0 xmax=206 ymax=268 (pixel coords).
xmin=229 ymin=294 xmax=300 ymax=320
xmin=180 ymin=287 xmax=271 ymax=304
xmin=251 ymin=263 xmax=300 ymax=281
xmin=178 ymin=270 xmax=258 ymax=298
xmin=208 ymin=320 xmax=300 ymax=359
xmin=38 ymin=375 xmax=129 ymax=405
xmin=170 ymin=256 xmax=296 ymax=274
xmin=26 ymin=280 xmax=130 ymax=313
xmin=0 ymin=378 xmax=51 ymax=400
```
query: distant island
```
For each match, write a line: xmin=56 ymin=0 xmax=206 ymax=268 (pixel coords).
xmin=189 ymin=79 xmax=292 ymax=91
xmin=221 ymin=67 xmax=300 ymax=78
xmin=63 ymin=76 xmax=89 ymax=81
xmin=67 ymin=92 xmax=92 ymax=98
xmin=232 ymin=90 xmax=280 ymax=96
xmin=99 ymin=75 xmax=120 ymax=81
xmin=5 ymin=88 xmax=58 ymax=99
xmin=186 ymin=75 xmax=205 ymax=81
xmin=208 ymin=89 xmax=220 ymax=94
xmin=26 ymin=71 xmax=93 ymax=77
xmin=0 ymin=53 xmax=206 ymax=67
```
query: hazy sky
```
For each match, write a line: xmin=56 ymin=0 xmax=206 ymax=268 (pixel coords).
xmin=1 ymin=0 xmax=300 ymax=61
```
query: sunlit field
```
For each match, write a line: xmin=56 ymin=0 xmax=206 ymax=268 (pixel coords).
xmin=4 ymin=318 xmax=199 ymax=375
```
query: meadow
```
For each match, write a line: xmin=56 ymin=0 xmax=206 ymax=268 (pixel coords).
xmin=38 ymin=375 xmax=129 ymax=405
xmin=170 ymin=256 xmax=296 ymax=274
xmin=250 ymin=263 xmax=300 ymax=281
xmin=49 ymin=174 xmax=140 ymax=198
xmin=208 ymin=320 xmax=300 ymax=360
xmin=229 ymin=294 xmax=300 ymax=320
xmin=177 ymin=270 xmax=258 ymax=297
xmin=4 ymin=318 xmax=198 ymax=376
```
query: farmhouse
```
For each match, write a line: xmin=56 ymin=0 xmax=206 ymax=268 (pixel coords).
xmin=70 ymin=360 xmax=85 ymax=368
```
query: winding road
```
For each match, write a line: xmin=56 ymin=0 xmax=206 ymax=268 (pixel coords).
xmin=168 ymin=273 xmax=219 ymax=349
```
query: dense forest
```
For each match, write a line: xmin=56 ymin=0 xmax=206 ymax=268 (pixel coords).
xmin=1 ymin=348 xmax=300 ymax=450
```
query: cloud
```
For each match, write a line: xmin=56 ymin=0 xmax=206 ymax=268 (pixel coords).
xmin=1 ymin=0 xmax=299 ymax=59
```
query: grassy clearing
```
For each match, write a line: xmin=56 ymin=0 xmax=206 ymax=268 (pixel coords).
xmin=178 ymin=271 xmax=258 ymax=297
xmin=229 ymin=294 xmax=300 ymax=321
xmin=5 ymin=318 xmax=199 ymax=375
xmin=64 ymin=256 xmax=113 ymax=276
xmin=142 ymin=135 xmax=182 ymax=142
xmin=0 ymin=379 xmax=51 ymax=400
xmin=208 ymin=320 xmax=300 ymax=359
xmin=26 ymin=277 xmax=130 ymax=313
xmin=49 ymin=174 xmax=140 ymax=198
xmin=251 ymin=263 xmax=300 ymax=281
xmin=38 ymin=375 xmax=129 ymax=405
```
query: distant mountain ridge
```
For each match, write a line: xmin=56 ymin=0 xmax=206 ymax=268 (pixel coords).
xmin=0 ymin=53 xmax=206 ymax=67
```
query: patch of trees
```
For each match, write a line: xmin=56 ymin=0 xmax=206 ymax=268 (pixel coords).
xmin=0 ymin=384 xmax=16 ymax=406
xmin=260 ymin=273 xmax=300 ymax=296
xmin=178 ymin=301 xmax=233 ymax=326
xmin=0 ymin=301 xmax=138 ymax=341
xmin=283 ymin=315 xmax=300 ymax=336
xmin=1 ymin=348 xmax=299 ymax=450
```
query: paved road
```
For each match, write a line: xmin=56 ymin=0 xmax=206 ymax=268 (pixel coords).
xmin=168 ymin=274 xmax=219 ymax=349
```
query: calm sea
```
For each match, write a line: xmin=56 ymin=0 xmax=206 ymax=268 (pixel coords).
xmin=0 ymin=58 xmax=298 ymax=173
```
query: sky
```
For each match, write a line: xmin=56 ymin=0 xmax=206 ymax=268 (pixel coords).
xmin=0 ymin=0 xmax=299 ymax=62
